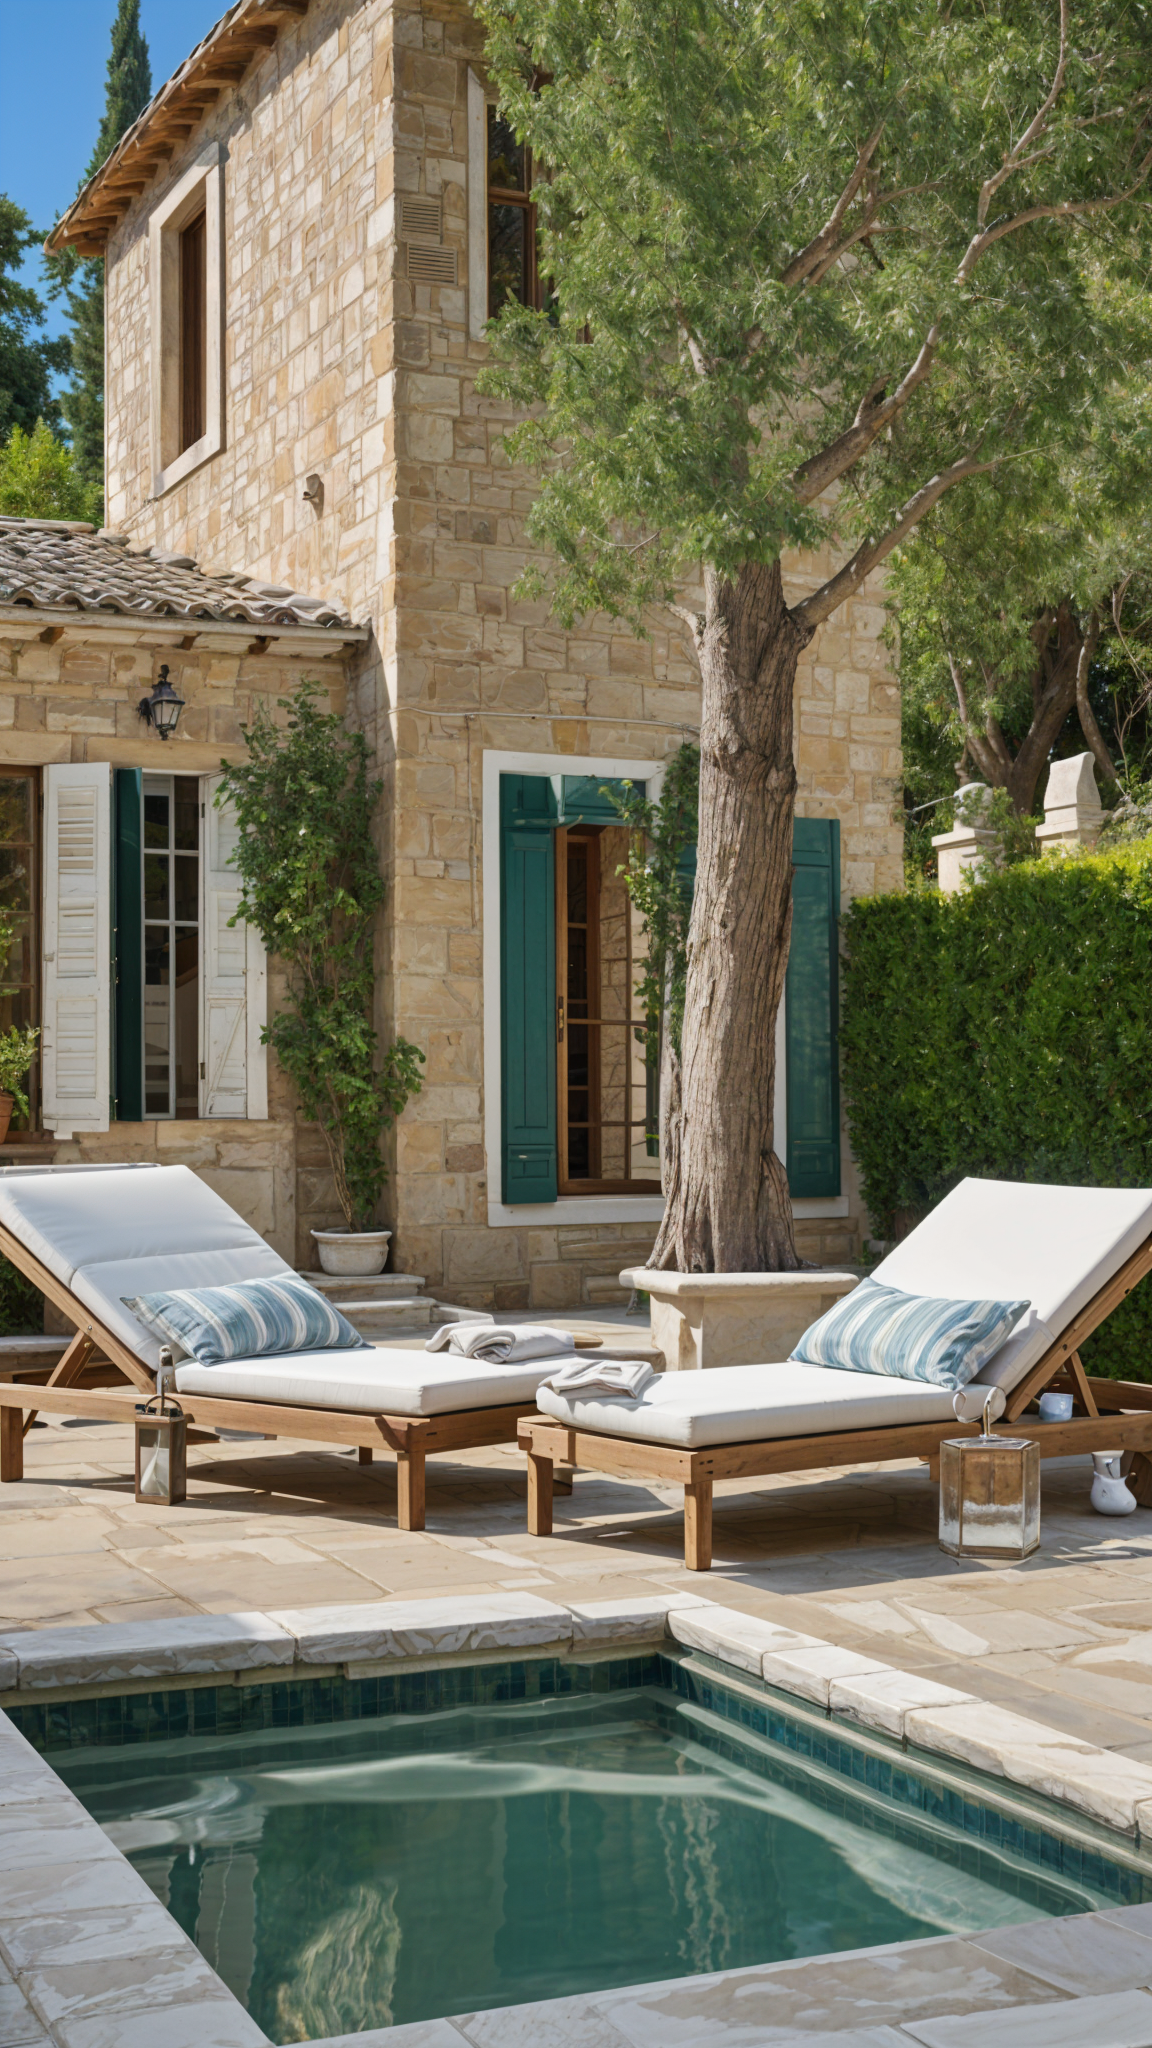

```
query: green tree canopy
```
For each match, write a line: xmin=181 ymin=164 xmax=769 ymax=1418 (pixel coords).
xmin=0 ymin=199 xmax=70 ymax=441
xmin=892 ymin=264 xmax=1152 ymax=854
xmin=0 ymin=419 xmax=101 ymax=523
xmin=49 ymin=0 xmax=152 ymax=496
xmin=477 ymin=0 xmax=1152 ymax=1273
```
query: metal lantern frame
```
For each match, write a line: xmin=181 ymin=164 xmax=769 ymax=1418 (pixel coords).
xmin=137 ymin=663 xmax=186 ymax=740
xmin=939 ymin=1392 xmax=1040 ymax=1562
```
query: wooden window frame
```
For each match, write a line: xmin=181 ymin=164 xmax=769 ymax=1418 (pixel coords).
xmin=149 ymin=144 xmax=224 ymax=497
xmin=555 ymin=825 xmax=656 ymax=1197
xmin=0 ymin=765 xmax=41 ymax=1133
xmin=485 ymin=104 xmax=545 ymax=316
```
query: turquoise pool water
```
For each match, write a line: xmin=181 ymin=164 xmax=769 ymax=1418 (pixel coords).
xmin=44 ymin=1656 xmax=1133 ymax=2045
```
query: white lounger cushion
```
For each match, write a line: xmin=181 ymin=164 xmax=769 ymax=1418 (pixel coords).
xmin=536 ymin=1361 xmax=957 ymax=1448
xmin=872 ymin=1177 xmax=1152 ymax=1395
xmin=0 ymin=1165 xmax=292 ymax=1370
xmin=173 ymin=1349 xmax=556 ymax=1419
xmin=539 ymin=1177 xmax=1152 ymax=1449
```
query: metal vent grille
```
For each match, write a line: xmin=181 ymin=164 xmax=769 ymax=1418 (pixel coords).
xmin=405 ymin=243 xmax=458 ymax=286
xmin=398 ymin=195 xmax=443 ymax=243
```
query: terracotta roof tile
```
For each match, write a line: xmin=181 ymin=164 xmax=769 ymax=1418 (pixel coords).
xmin=0 ymin=520 xmax=358 ymax=633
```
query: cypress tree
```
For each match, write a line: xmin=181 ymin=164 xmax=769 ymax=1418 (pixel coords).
xmin=55 ymin=0 xmax=152 ymax=503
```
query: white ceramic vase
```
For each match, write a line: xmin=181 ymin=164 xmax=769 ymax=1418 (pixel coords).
xmin=311 ymin=1228 xmax=392 ymax=1277
xmin=1090 ymin=1451 xmax=1137 ymax=1516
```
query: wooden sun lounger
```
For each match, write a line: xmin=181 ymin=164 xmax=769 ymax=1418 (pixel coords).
xmin=519 ymin=1234 xmax=1152 ymax=1571
xmin=0 ymin=1218 xmax=654 ymax=1529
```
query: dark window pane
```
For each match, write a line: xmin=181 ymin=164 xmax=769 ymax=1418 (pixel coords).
xmin=568 ymin=1022 xmax=590 ymax=1088
xmin=489 ymin=204 xmax=527 ymax=315
xmin=0 ymin=918 xmax=33 ymax=990
xmin=144 ymin=853 xmax=169 ymax=920
xmin=144 ymin=792 xmax=169 ymax=850
xmin=174 ymin=778 xmax=199 ymax=852
xmin=174 ymin=931 xmax=199 ymax=1117
xmin=173 ymin=856 xmax=198 ymax=924
xmin=488 ymin=107 xmax=526 ymax=191
xmin=180 ymin=210 xmax=207 ymax=454
xmin=0 ymin=989 xmax=34 ymax=1035
xmin=0 ymin=782 xmax=30 ymax=842
xmin=0 ymin=847 xmax=31 ymax=918
xmin=144 ymin=935 xmax=171 ymax=1116
xmin=567 ymin=842 xmax=587 ymax=923
xmin=567 ymin=1128 xmax=590 ymax=1178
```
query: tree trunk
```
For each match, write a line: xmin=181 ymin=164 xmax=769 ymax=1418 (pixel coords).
xmin=650 ymin=560 xmax=808 ymax=1273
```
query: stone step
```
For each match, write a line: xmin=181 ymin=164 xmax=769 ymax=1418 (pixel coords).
xmin=297 ymin=1271 xmax=426 ymax=1302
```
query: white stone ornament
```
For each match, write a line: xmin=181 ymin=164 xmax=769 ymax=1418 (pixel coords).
xmin=1036 ymin=751 xmax=1104 ymax=853
xmin=1090 ymin=1451 xmax=1137 ymax=1515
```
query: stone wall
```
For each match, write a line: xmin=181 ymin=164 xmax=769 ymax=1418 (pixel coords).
xmin=98 ymin=0 xmax=902 ymax=1308
xmin=0 ymin=617 xmax=350 ymax=1269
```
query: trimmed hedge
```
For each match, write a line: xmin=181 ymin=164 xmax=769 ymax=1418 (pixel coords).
xmin=0 ymin=1254 xmax=42 ymax=1336
xmin=841 ymin=842 xmax=1152 ymax=1381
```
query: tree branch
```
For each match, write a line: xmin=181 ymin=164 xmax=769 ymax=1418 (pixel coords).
xmin=791 ymin=455 xmax=995 ymax=632
xmin=781 ymin=125 xmax=885 ymax=287
xmin=792 ymin=327 xmax=941 ymax=505
xmin=1075 ymin=609 xmax=1117 ymax=786
xmin=957 ymin=143 xmax=1152 ymax=281
xmin=977 ymin=0 xmax=1069 ymax=226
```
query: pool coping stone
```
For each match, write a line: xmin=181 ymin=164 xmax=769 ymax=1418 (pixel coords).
xmin=7 ymin=1592 xmax=1152 ymax=2044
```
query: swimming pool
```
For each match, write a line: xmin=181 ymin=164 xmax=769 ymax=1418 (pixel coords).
xmin=21 ymin=1651 xmax=1150 ymax=2044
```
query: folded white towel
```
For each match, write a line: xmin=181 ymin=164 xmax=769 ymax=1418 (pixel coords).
xmin=541 ymin=1357 xmax=655 ymax=1399
xmin=426 ymin=1322 xmax=578 ymax=1364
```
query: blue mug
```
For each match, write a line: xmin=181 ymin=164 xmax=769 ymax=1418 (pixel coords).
xmin=1038 ymin=1390 xmax=1074 ymax=1423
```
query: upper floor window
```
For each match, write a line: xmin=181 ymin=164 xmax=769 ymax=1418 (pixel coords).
xmin=149 ymin=145 xmax=224 ymax=497
xmin=179 ymin=210 xmax=207 ymax=455
xmin=487 ymin=107 xmax=543 ymax=316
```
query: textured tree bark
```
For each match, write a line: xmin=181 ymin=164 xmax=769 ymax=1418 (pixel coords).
xmin=651 ymin=560 xmax=809 ymax=1273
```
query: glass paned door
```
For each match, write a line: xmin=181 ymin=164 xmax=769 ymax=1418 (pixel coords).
xmin=0 ymin=769 xmax=39 ymax=1127
xmin=142 ymin=775 xmax=200 ymax=1118
xmin=557 ymin=827 xmax=660 ymax=1194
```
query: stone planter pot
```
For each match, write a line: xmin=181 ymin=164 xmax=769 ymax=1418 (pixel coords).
xmin=311 ymin=1228 xmax=392 ymax=1277
xmin=0 ymin=1093 xmax=12 ymax=1146
xmin=621 ymin=1266 xmax=861 ymax=1372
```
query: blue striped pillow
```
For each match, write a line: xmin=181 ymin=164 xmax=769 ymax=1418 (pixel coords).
xmin=124 ymin=1274 xmax=369 ymax=1365
xmin=790 ymin=1278 xmax=1029 ymax=1390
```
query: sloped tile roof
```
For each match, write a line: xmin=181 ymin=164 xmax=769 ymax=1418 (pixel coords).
xmin=48 ymin=1 xmax=309 ymax=256
xmin=0 ymin=520 xmax=358 ymax=633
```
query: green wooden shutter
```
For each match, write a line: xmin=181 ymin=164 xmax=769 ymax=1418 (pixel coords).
xmin=500 ymin=775 xmax=557 ymax=1203
xmin=113 ymin=768 xmax=143 ymax=1121
xmin=559 ymin=776 xmax=646 ymax=826
xmin=786 ymin=818 xmax=841 ymax=1197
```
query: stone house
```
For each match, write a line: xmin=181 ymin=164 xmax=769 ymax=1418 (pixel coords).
xmin=27 ymin=0 xmax=903 ymax=1309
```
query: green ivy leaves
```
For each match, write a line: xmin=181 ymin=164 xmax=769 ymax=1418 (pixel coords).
xmin=217 ymin=685 xmax=424 ymax=1233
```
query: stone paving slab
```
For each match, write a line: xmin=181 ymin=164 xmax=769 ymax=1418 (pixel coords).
xmin=10 ymin=1407 xmax=1152 ymax=1777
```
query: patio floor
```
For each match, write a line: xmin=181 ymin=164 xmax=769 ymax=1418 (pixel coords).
xmin=5 ymin=1312 xmax=1152 ymax=1767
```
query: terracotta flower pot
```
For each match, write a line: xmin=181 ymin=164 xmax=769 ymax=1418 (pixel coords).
xmin=0 ymin=1093 xmax=12 ymax=1146
xmin=311 ymin=1228 xmax=392 ymax=1276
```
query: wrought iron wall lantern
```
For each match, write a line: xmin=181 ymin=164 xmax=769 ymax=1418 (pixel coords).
xmin=137 ymin=664 xmax=186 ymax=739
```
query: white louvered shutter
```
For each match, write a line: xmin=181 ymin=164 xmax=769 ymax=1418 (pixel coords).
xmin=41 ymin=763 xmax=112 ymax=1136
xmin=199 ymin=775 xmax=267 ymax=1118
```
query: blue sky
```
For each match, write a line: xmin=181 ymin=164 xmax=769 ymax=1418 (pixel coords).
xmin=1 ymin=2 xmax=224 ymax=347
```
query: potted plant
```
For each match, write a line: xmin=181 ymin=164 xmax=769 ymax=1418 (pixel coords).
xmin=0 ymin=1025 xmax=39 ymax=1146
xmin=218 ymin=683 xmax=424 ymax=1277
